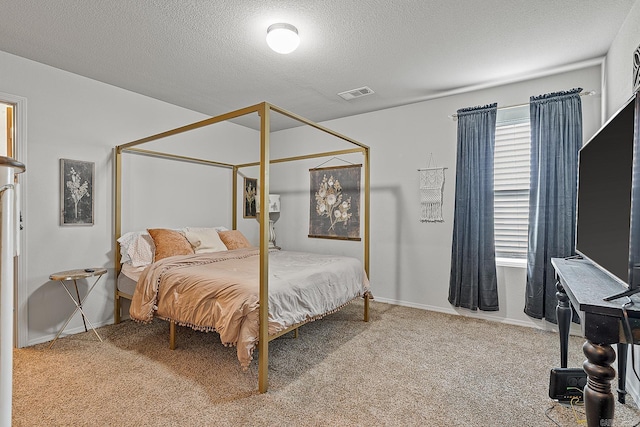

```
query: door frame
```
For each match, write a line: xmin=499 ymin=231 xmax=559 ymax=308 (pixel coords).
xmin=0 ymin=91 xmax=27 ymax=348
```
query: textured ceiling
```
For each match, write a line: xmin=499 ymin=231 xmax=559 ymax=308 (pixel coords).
xmin=0 ymin=1 xmax=636 ymax=130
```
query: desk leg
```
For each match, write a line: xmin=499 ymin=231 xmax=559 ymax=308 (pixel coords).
xmin=617 ymin=343 xmax=628 ymax=404
xmin=556 ymin=280 xmax=571 ymax=368
xmin=582 ymin=341 xmax=615 ymax=427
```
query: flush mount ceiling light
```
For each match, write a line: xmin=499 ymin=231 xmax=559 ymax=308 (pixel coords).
xmin=266 ymin=23 xmax=300 ymax=54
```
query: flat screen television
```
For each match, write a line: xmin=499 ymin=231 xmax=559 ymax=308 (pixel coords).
xmin=575 ymin=92 xmax=639 ymax=300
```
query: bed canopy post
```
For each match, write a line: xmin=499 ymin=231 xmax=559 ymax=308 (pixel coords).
xmin=232 ymin=166 xmax=238 ymax=230
xmin=258 ymin=103 xmax=271 ymax=393
xmin=363 ymin=146 xmax=370 ymax=322
xmin=114 ymin=147 xmax=123 ymax=323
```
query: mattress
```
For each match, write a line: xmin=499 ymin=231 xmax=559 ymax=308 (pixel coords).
xmin=117 ymin=264 xmax=145 ymax=296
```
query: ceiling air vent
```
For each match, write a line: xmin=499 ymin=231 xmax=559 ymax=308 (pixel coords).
xmin=338 ymin=86 xmax=375 ymax=101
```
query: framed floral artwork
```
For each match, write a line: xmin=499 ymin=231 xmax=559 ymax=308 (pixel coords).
xmin=60 ymin=158 xmax=94 ymax=226
xmin=243 ymin=177 xmax=257 ymax=218
xmin=309 ymin=164 xmax=361 ymax=240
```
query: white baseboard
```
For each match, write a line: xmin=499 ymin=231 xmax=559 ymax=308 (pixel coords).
xmin=372 ymin=296 xmax=582 ymax=335
xmin=625 ymin=377 xmax=640 ymax=408
xmin=623 ymin=347 xmax=640 ymax=407
xmin=26 ymin=318 xmax=114 ymax=347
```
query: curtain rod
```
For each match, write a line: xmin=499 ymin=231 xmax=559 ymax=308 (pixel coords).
xmin=448 ymin=90 xmax=596 ymax=120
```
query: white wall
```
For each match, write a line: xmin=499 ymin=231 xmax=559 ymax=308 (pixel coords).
xmin=603 ymin=0 xmax=640 ymax=406
xmin=120 ymin=122 xmax=258 ymax=233
xmin=0 ymin=50 xmax=253 ymax=345
xmin=272 ymin=65 xmax=602 ymax=331
xmin=605 ymin=0 xmax=640 ymax=117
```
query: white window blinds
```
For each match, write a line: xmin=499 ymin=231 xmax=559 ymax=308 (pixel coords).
xmin=494 ymin=107 xmax=531 ymax=259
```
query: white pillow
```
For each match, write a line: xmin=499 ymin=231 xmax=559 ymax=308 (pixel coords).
xmin=117 ymin=231 xmax=141 ymax=264
xmin=118 ymin=231 xmax=147 ymax=264
xmin=127 ymin=233 xmax=155 ymax=266
xmin=187 ymin=226 xmax=228 ymax=232
xmin=117 ymin=231 xmax=155 ymax=266
xmin=184 ymin=227 xmax=228 ymax=253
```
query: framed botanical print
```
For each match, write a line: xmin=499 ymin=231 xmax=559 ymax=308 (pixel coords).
xmin=244 ymin=177 xmax=257 ymax=218
xmin=60 ymin=158 xmax=94 ymax=226
xmin=309 ymin=164 xmax=361 ymax=240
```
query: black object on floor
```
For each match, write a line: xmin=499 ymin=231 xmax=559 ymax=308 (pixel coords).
xmin=549 ymin=368 xmax=587 ymax=402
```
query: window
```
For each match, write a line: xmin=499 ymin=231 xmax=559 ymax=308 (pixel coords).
xmin=494 ymin=107 xmax=530 ymax=259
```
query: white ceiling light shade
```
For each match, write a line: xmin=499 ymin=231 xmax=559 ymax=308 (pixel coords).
xmin=266 ymin=23 xmax=300 ymax=54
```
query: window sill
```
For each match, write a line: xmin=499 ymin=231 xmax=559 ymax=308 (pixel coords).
xmin=496 ymin=257 xmax=527 ymax=268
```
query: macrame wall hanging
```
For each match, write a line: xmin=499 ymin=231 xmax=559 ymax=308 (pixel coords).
xmin=418 ymin=154 xmax=447 ymax=222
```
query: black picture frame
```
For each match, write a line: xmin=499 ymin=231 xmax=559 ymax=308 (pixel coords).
xmin=60 ymin=158 xmax=94 ymax=226
xmin=244 ymin=177 xmax=257 ymax=218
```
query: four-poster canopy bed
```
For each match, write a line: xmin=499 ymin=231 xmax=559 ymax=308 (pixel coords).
xmin=113 ymin=102 xmax=370 ymax=393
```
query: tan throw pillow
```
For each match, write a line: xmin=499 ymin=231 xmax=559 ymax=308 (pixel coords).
xmin=147 ymin=228 xmax=194 ymax=261
xmin=218 ymin=230 xmax=252 ymax=250
xmin=184 ymin=227 xmax=228 ymax=253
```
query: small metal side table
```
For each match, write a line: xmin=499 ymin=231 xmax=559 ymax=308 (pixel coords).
xmin=48 ymin=268 xmax=107 ymax=348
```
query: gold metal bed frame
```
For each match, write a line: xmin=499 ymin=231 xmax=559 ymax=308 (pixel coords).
xmin=113 ymin=102 xmax=370 ymax=393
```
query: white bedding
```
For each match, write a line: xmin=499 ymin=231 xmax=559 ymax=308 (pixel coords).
xmin=129 ymin=248 xmax=369 ymax=368
xmin=267 ymin=250 xmax=368 ymax=327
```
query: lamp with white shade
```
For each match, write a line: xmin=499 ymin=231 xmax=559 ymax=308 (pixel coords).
xmin=257 ymin=194 xmax=281 ymax=249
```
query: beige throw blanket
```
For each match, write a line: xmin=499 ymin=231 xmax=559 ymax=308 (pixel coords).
xmin=130 ymin=248 xmax=368 ymax=368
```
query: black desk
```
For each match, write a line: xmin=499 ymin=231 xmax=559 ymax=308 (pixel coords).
xmin=553 ymin=257 xmax=640 ymax=427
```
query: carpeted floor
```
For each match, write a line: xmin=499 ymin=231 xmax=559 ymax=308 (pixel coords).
xmin=12 ymin=300 xmax=640 ymax=426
